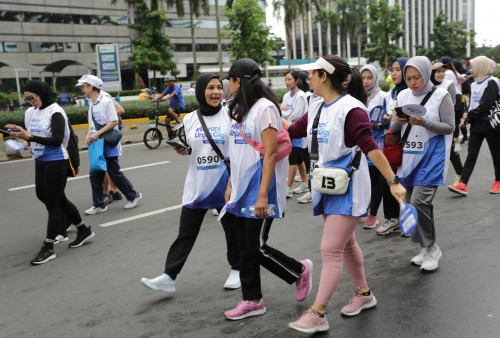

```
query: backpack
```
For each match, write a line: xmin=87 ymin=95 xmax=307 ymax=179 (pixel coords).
xmin=66 ymin=122 xmax=80 ymax=177
xmin=238 ymin=122 xmax=292 ymax=162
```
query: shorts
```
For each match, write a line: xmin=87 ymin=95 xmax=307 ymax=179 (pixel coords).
xmin=288 ymin=147 xmax=304 ymax=165
xmin=171 ymin=106 xmax=184 ymax=115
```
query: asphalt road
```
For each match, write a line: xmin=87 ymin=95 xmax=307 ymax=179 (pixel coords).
xmin=1 ymin=140 xmax=499 ymax=337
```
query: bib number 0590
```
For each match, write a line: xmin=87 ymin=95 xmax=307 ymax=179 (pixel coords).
xmin=197 ymin=155 xmax=220 ymax=165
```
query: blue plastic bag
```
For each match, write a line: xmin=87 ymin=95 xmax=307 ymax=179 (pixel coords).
xmin=88 ymin=138 xmax=107 ymax=172
xmin=399 ymin=201 xmax=418 ymax=236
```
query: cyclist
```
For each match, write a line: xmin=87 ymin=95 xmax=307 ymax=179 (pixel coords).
xmin=152 ymin=75 xmax=185 ymax=140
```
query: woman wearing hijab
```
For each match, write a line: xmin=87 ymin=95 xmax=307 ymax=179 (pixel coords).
xmin=431 ymin=62 xmax=463 ymax=185
xmin=390 ymin=56 xmax=455 ymax=272
xmin=448 ymin=56 xmax=500 ymax=195
xmin=141 ymin=74 xmax=241 ymax=292
xmin=375 ymin=57 xmax=409 ymax=236
xmin=359 ymin=64 xmax=393 ymax=229
xmin=5 ymin=80 xmax=94 ymax=265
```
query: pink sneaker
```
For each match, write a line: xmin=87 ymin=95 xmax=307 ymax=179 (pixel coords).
xmin=224 ymin=299 xmax=266 ymax=320
xmin=489 ymin=181 xmax=500 ymax=194
xmin=448 ymin=181 xmax=468 ymax=196
xmin=341 ymin=289 xmax=377 ymax=316
xmin=363 ymin=215 xmax=379 ymax=229
xmin=288 ymin=307 xmax=329 ymax=333
xmin=295 ymin=259 xmax=313 ymax=301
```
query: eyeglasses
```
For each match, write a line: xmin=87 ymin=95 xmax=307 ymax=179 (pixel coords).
xmin=24 ymin=96 xmax=37 ymax=103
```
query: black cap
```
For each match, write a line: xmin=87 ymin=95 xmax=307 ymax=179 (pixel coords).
xmin=222 ymin=58 xmax=261 ymax=80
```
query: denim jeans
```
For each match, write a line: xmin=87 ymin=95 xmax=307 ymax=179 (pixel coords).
xmin=90 ymin=156 xmax=137 ymax=207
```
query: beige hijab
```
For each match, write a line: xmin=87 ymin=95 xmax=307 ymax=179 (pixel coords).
xmin=470 ymin=56 xmax=493 ymax=83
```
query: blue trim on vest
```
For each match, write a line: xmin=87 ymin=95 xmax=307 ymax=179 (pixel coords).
xmin=36 ymin=145 xmax=65 ymax=161
xmin=184 ymin=168 xmax=229 ymax=209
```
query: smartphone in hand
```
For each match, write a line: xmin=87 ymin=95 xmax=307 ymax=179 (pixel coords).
xmin=394 ymin=107 xmax=409 ymax=119
xmin=165 ymin=140 xmax=189 ymax=149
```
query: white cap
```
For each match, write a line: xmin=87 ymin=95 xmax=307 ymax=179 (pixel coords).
xmin=299 ymin=57 xmax=336 ymax=74
xmin=76 ymin=74 xmax=103 ymax=89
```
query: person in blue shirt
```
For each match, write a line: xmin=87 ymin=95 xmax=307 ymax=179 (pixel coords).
xmin=153 ymin=75 xmax=185 ymax=140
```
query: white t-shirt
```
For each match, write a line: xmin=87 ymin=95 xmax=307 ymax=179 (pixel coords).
xmin=88 ymin=93 xmax=122 ymax=157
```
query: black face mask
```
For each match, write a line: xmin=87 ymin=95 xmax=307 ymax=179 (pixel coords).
xmin=23 ymin=80 xmax=55 ymax=109
xmin=196 ymin=74 xmax=222 ymax=116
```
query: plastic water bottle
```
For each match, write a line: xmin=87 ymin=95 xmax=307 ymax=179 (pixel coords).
xmin=241 ymin=204 xmax=276 ymax=217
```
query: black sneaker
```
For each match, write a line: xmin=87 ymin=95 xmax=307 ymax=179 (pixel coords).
xmin=110 ymin=191 xmax=122 ymax=201
xmin=31 ymin=246 xmax=56 ymax=265
xmin=103 ymin=193 xmax=112 ymax=205
xmin=69 ymin=226 xmax=95 ymax=248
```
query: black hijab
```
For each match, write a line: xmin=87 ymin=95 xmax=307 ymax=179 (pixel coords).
xmin=23 ymin=80 xmax=55 ymax=109
xmin=196 ymin=74 xmax=222 ymax=116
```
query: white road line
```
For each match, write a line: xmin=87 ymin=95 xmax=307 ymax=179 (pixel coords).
xmin=0 ymin=143 xmax=145 ymax=166
xmin=98 ymin=204 xmax=183 ymax=227
xmin=7 ymin=160 xmax=170 ymax=191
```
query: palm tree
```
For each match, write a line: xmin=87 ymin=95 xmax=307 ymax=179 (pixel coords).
xmin=166 ymin=0 xmax=209 ymax=80
xmin=272 ymin=0 xmax=306 ymax=67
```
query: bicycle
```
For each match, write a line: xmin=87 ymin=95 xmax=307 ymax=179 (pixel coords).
xmin=143 ymin=101 xmax=186 ymax=149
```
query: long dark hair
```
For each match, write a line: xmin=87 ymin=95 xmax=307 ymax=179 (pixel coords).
xmin=228 ymin=76 xmax=281 ymax=123
xmin=298 ymin=71 xmax=310 ymax=92
xmin=316 ymin=55 xmax=351 ymax=94
xmin=346 ymin=68 xmax=367 ymax=105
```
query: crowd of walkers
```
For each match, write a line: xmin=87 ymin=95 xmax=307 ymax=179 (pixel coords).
xmin=4 ymin=52 xmax=499 ymax=334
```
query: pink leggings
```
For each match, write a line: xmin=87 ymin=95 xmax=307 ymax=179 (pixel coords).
xmin=315 ymin=214 xmax=368 ymax=306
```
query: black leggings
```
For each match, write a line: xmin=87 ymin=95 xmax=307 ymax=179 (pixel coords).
xmin=461 ymin=120 xmax=500 ymax=184
xmin=35 ymin=160 xmax=82 ymax=240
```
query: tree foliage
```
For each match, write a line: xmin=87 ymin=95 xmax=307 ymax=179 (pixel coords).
xmin=128 ymin=0 xmax=178 ymax=86
xmin=363 ymin=0 xmax=407 ymax=72
xmin=272 ymin=0 xmax=306 ymax=65
xmin=223 ymin=0 xmax=281 ymax=65
xmin=481 ymin=44 xmax=500 ymax=63
xmin=416 ymin=13 xmax=471 ymax=60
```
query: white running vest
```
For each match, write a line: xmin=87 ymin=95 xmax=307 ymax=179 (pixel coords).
xmin=396 ymin=87 xmax=452 ymax=186
xmin=181 ymin=107 xmax=231 ymax=209
xmin=469 ymin=76 xmax=500 ymax=113
xmin=227 ymin=98 xmax=287 ymax=218
xmin=25 ymin=103 xmax=70 ymax=161
xmin=307 ymin=95 xmax=370 ymax=217
xmin=282 ymin=89 xmax=307 ymax=148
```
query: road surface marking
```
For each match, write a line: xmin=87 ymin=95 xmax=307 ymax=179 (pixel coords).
xmin=98 ymin=204 xmax=183 ymax=227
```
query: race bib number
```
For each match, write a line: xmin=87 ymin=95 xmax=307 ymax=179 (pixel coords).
xmin=403 ymin=140 xmax=425 ymax=154
xmin=195 ymin=149 xmax=224 ymax=171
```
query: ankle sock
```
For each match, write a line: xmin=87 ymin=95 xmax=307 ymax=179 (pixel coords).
xmin=360 ymin=290 xmax=371 ymax=296
xmin=312 ymin=309 xmax=325 ymax=318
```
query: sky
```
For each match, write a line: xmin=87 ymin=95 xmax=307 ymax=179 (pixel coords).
xmin=266 ymin=0 xmax=500 ymax=48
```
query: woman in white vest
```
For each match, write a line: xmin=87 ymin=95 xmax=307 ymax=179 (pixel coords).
xmin=285 ymin=55 xmax=406 ymax=334
xmin=281 ymin=71 xmax=309 ymax=198
xmin=359 ymin=64 xmax=391 ymax=229
xmin=448 ymin=56 xmax=500 ymax=195
xmin=391 ymin=56 xmax=455 ymax=272
xmin=375 ymin=57 xmax=409 ymax=236
xmin=5 ymin=80 xmax=94 ymax=265
xmin=222 ymin=58 xmax=312 ymax=321
xmin=431 ymin=61 xmax=464 ymax=186
xmin=140 ymin=74 xmax=241 ymax=294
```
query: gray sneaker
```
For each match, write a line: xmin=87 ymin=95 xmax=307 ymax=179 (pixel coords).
xmin=141 ymin=274 xmax=176 ymax=293
xmin=421 ymin=245 xmax=442 ymax=271
xmin=124 ymin=193 xmax=142 ymax=209
xmin=411 ymin=248 xmax=427 ymax=266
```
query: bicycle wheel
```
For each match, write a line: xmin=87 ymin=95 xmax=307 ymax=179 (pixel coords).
xmin=177 ymin=126 xmax=187 ymax=144
xmin=143 ymin=127 xmax=163 ymax=149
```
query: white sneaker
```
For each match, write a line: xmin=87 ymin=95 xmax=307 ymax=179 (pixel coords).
xmin=454 ymin=142 xmax=461 ymax=152
xmin=141 ymin=273 xmax=176 ymax=293
xmin=85 ymin=206 xmax=108 ymax=215
xmin=223 ymin=269 xmax=241 ymax=289
xmin=212 ymin=209 xmax=219 ymax=216
xmin=294 ymin=175 xmax=301 ymax=182
xmin=286 ymin=187 xmax=293 ymax=198
xmin=66 ymin=224 xmax=76 ymax=232
xmin=54 ymin=234 xmax=69 ymax=244
xmin=411 ymin=248 xmax=427 ymax=266
xmin=420 ymin=245 xmax=442 ymax=271
xmin=124 ymin=193 xmax=142 ymax=209
xmin=297 ymin=192 xmax=312 ymax=203
xmin=293 ymin=183 xmax=309 ymax=194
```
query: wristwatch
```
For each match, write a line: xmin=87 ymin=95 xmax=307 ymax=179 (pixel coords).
xmin=387 ymin=176 xmax=400 ymax=185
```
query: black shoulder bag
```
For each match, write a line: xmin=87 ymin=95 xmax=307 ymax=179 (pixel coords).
xmin=196 ymin=110 xmax=231 ymax=174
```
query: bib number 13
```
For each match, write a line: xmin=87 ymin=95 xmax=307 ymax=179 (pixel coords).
xmin=322 ymin=176 xmax=336 ymax=189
